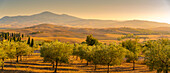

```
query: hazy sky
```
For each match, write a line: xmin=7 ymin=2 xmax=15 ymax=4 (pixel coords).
xmin=0 ymin=0 xmax=170 ymax=23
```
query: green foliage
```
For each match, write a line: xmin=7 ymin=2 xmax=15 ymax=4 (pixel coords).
xmin=122 ymin=38 xmax=141 ymax=70
xmin=74 ymin=43 xmax=126 ymax=72
xmin=91 ymin=44 xmax=126 ymax=72
xmin=77 ymin=44 xmax=88 ymax=60
xmin=144 ymin=39 xmax=170 ymax=73
xmin=30 ymin=31 xmax=42 ymax=34
xmin=40 ymin=40 xmax=73 ymax=72
xmin=15 ymin=42 xmax=33 ymax=62
xmin=0 ymin=41 xmax=17 ymax=70
xmin=0 ymin=40 xmax=33 ymax=64
xmin=16 ymin=42 xmax=32 ymax=56
xmin=17 ymin=37 xmax=21 ymax=42
xmin=1 ymin=41 xmax=17 ymax=59
xmin=86 ymin=35 xmax=99 ymax=46
xmin=117 ymin=34 xmax=135 ymax=41
xmin=72 ymin=43 xmax=80 ymax=59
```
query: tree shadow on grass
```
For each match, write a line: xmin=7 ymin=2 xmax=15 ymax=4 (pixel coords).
xmin=4 ymin=64 xmax=29 ymax=68
xmin=139 ymin=70 xmax=153 ymax=72
xmin=86 ymin=66 xmax=151 ymax=72
xmin=5 ymin=62 xmax=51 ymax=66
xmin=0 ymin=70 xmax=36 ymax=73
xmin=4 ymin=63 xmax=79 ymax=72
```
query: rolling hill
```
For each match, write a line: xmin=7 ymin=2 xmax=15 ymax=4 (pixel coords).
xmin=151 ymin=27 xmax=170 ymax=33
xmin=0 ymin=11 xmax=170 ymax=29
xmin=0 ymin=24 xmax=168 ymax=40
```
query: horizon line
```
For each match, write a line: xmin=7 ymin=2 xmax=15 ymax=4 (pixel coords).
xmin=0 ymin=11 xmax=170 ymax=24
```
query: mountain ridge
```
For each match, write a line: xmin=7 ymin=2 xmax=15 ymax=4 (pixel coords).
xmin=0 ymin=11 xmax=170 ymax=29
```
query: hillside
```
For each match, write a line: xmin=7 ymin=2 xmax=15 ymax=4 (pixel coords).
xmin=151 ymin=27 xmax=170 ymax=33
xmin=0 ymin=24 xmax=168 ymax=41
xmin=0 ymin=11 xmax=170 ymax=29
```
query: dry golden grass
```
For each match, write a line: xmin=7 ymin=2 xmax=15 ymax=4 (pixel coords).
xmin=105 ymin=34 xmax=123 ymax=38
xmin=0 ymin=53 xmax=157 ymax=73
xmin=32 ymin=37 xmax=85 ymax=43
xmin=31 ymin=34 xmax=170 ymax=44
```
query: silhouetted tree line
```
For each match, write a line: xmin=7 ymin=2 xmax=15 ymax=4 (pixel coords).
xmin=0 ymin=32 xmax=25 ymax=42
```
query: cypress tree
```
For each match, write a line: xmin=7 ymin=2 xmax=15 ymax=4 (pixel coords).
xmin=27 ymin=37 xmax=30 ymax=45
xmin=14 ymin=33 xmax=16 ymax=37
xmin=22 ymin=34 xmax=24 ymax=38
xmin=13 ymin=36 xmax=16 ymax=42
xmin=7 ymin=32 xmax=9 ymax=36
xmin=20 ymin=37 xmax=21 ymax=41
xmin=10 ymin=38 xmax=12 ymax=42
xmin=8 ymin=37 xmax=10 ymax=41
xmin=17 ymin=37 xmax=21 ymax=42
xmin=12 ymin=33 xmax=13 ymax=37
xmin=19 ymin=33 xmax=21 ymax=37
xmin=5 ymin=33 xmax=8 ymax=39
xmin=30 ymin=38 xmax=34 ymax=47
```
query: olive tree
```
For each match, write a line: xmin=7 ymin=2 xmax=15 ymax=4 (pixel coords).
xmin=144 ymin=39 xmax=170 ymax=73
xmin=40 ymin=41 xmax=73 ymax=73
xmin=122 ymin=39 xmax=141 ymax=70
xmin=16 ymin=42 xmax=32 ymax=62
xmin=86 ymin=35 xmax=99 ymax=46
xmin=0 ymin=41 xmax=16 ymax=70
xmin=72 ymin=43 xmax=80 ymax=60
xmin=91 ymin=44 xmax=106 ymax=70
xmin=92 ymin=44 xmax=126 ymax=73
xmin=0 ymin=47 xmax=7 ymax=71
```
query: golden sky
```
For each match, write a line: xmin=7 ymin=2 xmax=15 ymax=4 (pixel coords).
xmin=0 ymin=0 xmax=170 ymax=23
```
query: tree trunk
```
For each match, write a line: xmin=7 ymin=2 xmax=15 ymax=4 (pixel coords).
xmin=81 ymin=60 xmax=83 ymax=63
xmin=54 ymin=59 xmax=58 ymax=73
xmin=165 ymin=65 xmax=168 ymax=73
xmin=94 ymin=64 xmax=97 ymax=71
xmin=107 ymin=64 xmax=110 ymax=73
xmin=16 ymin=56 xmax=19 ymax=63
xmin=133 ymin=60 xmax=135 ymax=70
xmin=10 ymin=59 xmax=12 ymax=65
xmin=76 ymin=56 xmax=78 ymax=60
xmin=1 ymin=58 xmax=4 ymax=71
xmin=20 ymin=56 xmax=22 ymax=61
xmin=86 ymin=61 xmax=88 ymax=66
xmin=52 ymin=62 xmax=54 ymax=69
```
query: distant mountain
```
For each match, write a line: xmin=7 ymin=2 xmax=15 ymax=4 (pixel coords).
xmin=0 ymin=11 xmax=170 ymax=29
xmin=0 ymin=11 xmax=81 ymax=28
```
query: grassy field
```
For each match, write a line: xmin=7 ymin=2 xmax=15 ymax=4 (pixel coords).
xmin=0 ymin=53 xmax=156 ymax=73
xmin=30 ymin=34 xmax=170 ymax=44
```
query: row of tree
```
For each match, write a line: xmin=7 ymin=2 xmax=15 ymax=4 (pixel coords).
xmin=0 ymin=32 xmax=25 ymax=42
xmin=0 ymin=41 xmax=35 ymax=71
xmin=117 ymin=33 xmax=135 ymax=40
xmin=40 ymin=35 xmax=169 ymax=73
xmin=1 ymin=34 xmax=168 ymax=73
xmin=73 ymin=43 xmax=126 ymax=73
xmin=27 ymin=37 xmax=34 ymax=47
